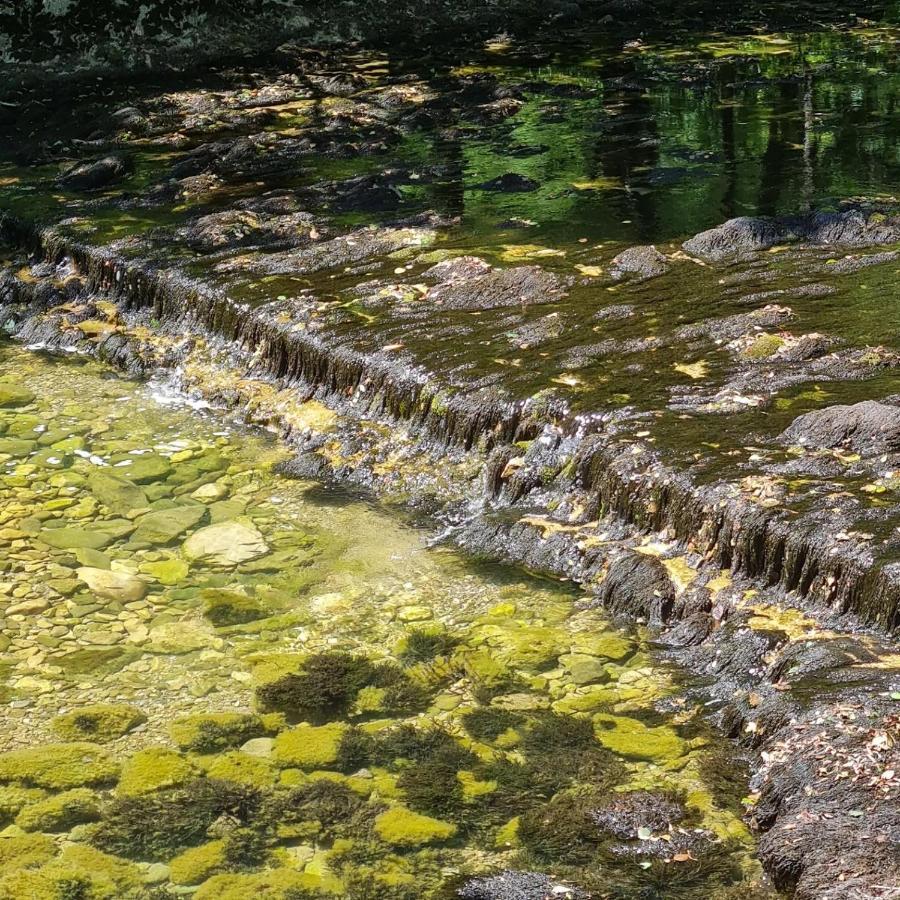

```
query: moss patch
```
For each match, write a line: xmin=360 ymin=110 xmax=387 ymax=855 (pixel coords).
xmin=15 ymin=787 xmax=100 ymax=832
xmin=117 ymin=747 xmax=195 ymax=795
xmin=0 ymin=743 xmax=119 ymax=790
xmin=273 ymin=723 xmax=347 ymax=769
xmin=169 ymin=712 xmax=266 ymax=753
xmin=169 ymin=838 xmax=227 ymax=885
xmin=373 ymin=806 xmax=457 ymax=847
xmin=51 ymin=704 xmax=145 ymax=743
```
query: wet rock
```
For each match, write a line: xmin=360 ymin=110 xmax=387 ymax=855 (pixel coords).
xmin=609 ymin=245 xmax=670 ymax=281
xmin=423 ymin=255 xmax=493 ymax=283
xmin=39 ymin=527 xmax=114 ymax=551
xmin=477 ymin=173 xmax=539 ymax=193
xmin=130 ymin=505 xmax=206 ymax=546
xmin=426 ymin=266 xmax=570 ymax=311
xmin=182 ymin=520 xmax=269 ymax=566
xmin=779 ymin=400 xmax=900 ymax=454
xmin=76 ymin=567 xmax=147 ymax=603
xmin=458 ymin=871 xmax=587 ymax=900
xmin=58 ymin=154 xmax=131 ymax=191
xmin=594 ymin=553 xmax=676 ymax=624
xmin=88 ymin=470 xmax=149 ymax=515
xmin=0 ymin=385 xmax=35 ymax=407
xmin=684 ymin=208 xmax=900 ymax=262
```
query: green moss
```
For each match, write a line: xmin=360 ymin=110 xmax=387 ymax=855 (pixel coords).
xmin=50 ymin=704 xmax=145 ymax=743
xmin=273 ymin=724 xmax=347 ymax=769
xmin=92 ymin=778 xmax=262 ymax=861
xmin=15 ymin=788 xmax=100 ymax=832
xmin=0 ymin=844 xmax=141 ymax=900
xmin=457 ymin=770 xmax=497 ymax=802
xmin=117 ymin=747 xmax=195 ymax=795
xmin=373 ymin=806 xmax=456 ymax=847
xmin=202 ymin=751 xmax=277 ymax=788
xmin=0 ymin=743 xmax=119 ymax=790
xmin=0 ymin=785 xmax=47 ymax=823
xmin=194 ymin=868 xmax=340 ymax=899
xmin=494 ymin=815 xmax=520 ymax=848
xmin=0 ymin=833 xmax=56 ymax=870
xmin=169 ymin=712 xmax=266 ymax=753
xmin=742 ymin=333 xmax=785 ymax=359
xmin=169 ymin=839 xmax=227 ymax=885
xmin=593 ymin=714 xmax=687 ymax=762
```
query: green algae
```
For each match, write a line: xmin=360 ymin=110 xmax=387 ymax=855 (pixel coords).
xmin=50 ymin=704 xmax=145 ymax=743
xmin=0 ymin=743 xmax=119 ymax=790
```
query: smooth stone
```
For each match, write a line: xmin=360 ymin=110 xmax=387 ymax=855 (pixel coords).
xmin=39 ymin=528 xmax=114 ymax=551
xmin=182 ymin=520 xmax=268 ymax=566
xmin=140 ymin=559 xmax=189 ymax=585
xmin=114 ymin=455 xmax=173 ymax=483
xmin=76 ymin=567 xmax=147 ymax=603
xmin=0 ymin=438 xmax=36 ymax=457
xmin=559 ymin=653 xmax=612 ymax=686
xmin=88 ymin=470 xmax=149 ymax=515
xmin=130 ymin=505 xmax=206 ymax=545
xmin=240 ymin=737 xmax=274 ymax=758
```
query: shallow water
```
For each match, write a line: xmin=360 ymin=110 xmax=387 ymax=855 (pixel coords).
xmin=0 ymin=342 xmax=762 ymax=897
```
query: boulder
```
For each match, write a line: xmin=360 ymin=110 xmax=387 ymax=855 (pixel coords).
xmin=608 ymin=245 xmax=669 ymax=281
xmin=58 ymin=154 xmax=131 ymax=191
xmin=594 ymin=553 xmax=676 ymax=624
xmin=182 ymin=520 xmax=269 ymax=566
xmin=779 ymin=400 xmax=900 ymax=455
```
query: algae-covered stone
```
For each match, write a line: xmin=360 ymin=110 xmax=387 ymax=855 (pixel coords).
xmin=117 ymin=747 xmax=195 ymax=795
xmin=131 ymin=504 xmax=206 ymax=545
xmin=559 ymin=653 xmax=611 ymax=686
xmin=88 ymin=470 xmax=149 ymax=514
xmin=593 ymin=714 xmax=687 ymax=762
xmin=0 ymin=785 xmax=46 ymax=822
xmin=116 ymin=454 xmax=173 ymax=483
xmin=51 ymin=703 xmax=145 ymax=742
xmin=183 ymin=519 xmax=269 ymax=566
xmin=201 ymin=589 xmax=274 ymax=626
xmin=0 ymin=832 xmax=55 ymax=870
xmin=272 ymin=723 xmax=347 ymax=769
xmin=15 ymin=787 xmax=100 ymax=832
xmin=0 ymin=743 xmax=119 ymax=790
xmin=76 ymin=566 xmax=147 ymax=602
xmin=141 ymin=557 xmax=189 ymax=585
xmin=147 ymin=620 xmax=222 ymax=654
xmin=202 ymin=751 xmax=277 ymax=788
xmin=0 ymin=844 xmax=142 ymax=900
xmin=170 ymin=712 xmax=266 ymax=754
xmin=169 ymin=839 xmax=226 ymax=885
xmin=194 ymin=868 xmax=341 ymax=900
xmin=373 ymin=805 xmax=457 ymax=847
xmin=39 ymin=527 xmax=114 ymax=550
xmin=0 ymin=385 xmax=35 ymax=408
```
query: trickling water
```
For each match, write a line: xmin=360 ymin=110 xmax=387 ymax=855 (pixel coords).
xmin=0 ymin=342 xmax=762 ymax=898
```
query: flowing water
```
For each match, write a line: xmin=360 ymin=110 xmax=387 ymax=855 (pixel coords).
xmin=0 ymin=342 xmax=760 ymax=898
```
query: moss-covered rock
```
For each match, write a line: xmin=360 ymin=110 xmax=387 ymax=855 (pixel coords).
xmin=51 ymin=704 xmax=145 ymax=743
xmin=273 ymin=723 xmax=347 ymax=769
xmin=194 ymin=868 xmax=340 ymax=899
xmin=15 ymin=787 xmax=100 ymax=832
xmin=117 ymin=747 xmax=195 ymax=795
xmin=0 ymin=833 xmax=56 ymax=871
xmin=169 ymin=712 xmax=266 ymax=753
xmin=202 ymin=751 xmax=277 ymax=788
xmin=593 ymin=714 xmax=687 ymax=762
xmin=373 ymin=806 xmax=457 ymax=847
xmin=0 ymin=743 xmax=119 ymax=790
xmin=0 ymin=844 xmax=141 ymax=900
xmin=169 ymin=838 xmax=227 ymax=885
xmin=0 ymin=785 xmax=47 ymax=823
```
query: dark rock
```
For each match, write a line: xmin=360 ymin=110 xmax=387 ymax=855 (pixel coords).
xmin=58 ymin=154 xmax=131 ymax=191
xmin=590 ymin=790 xmax=684 ymax=839
xmin=608 ymin=245 xmax=670 ymax=281
xmin=458 ymin=871 xmax=587 ymax=900
xmin=594 ymin=553 xmax=676 ymax=624
xmin=422 ymin=256 xmax=493 ymax=283
xmin=779 ymin=400 xmax=900 ymax=454
xmin=684 ymin=209 xmax=900 ymax=262
xmin=426 ymin=266 xmax=569 ymax=311
xmin=477 ymin=173 xmax=539 ymax=193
